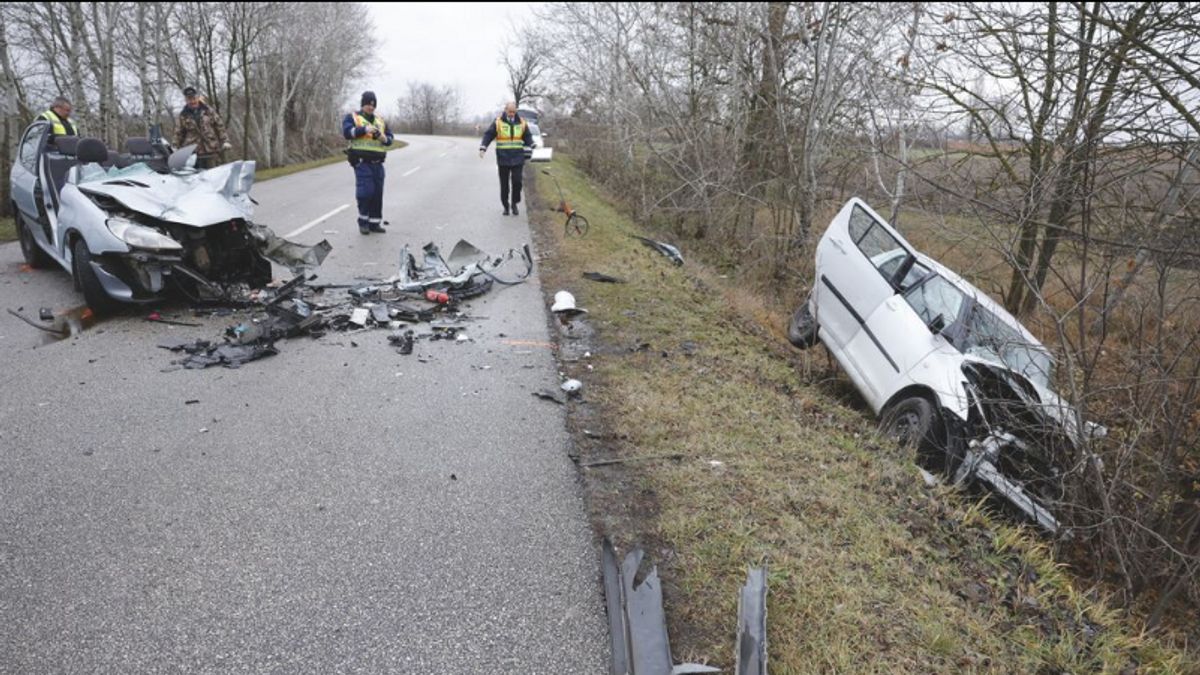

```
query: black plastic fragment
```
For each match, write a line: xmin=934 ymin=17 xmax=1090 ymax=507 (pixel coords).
xmin=583 ymin=271 xmax=626 ymax=284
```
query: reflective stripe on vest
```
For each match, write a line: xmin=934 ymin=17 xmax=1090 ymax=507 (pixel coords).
xmin=495 ymin=117 xmax=526 ymax=150
xmin=40 ymin=110 xmax=74 ymax=137
xmin=348 ymin=112 xmax=387 ymax=154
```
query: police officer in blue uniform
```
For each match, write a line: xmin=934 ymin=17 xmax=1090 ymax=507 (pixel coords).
xmin=342 ymin=91 xmax=394 ymax=234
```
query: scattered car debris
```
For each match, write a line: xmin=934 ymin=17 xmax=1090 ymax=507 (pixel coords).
xmin=601 ymin=539 xmax=720 ymax=675
xmin=8 ymin=308 xmax=67 ymax=337
xmin=551 ymin=290 xmax=588 ymax=316
xmin=583 ymin=271 xmax=626 ymax=284
xmin=388 ymin=239 xmax=532 ymax=294
xmin=159 ymin=338 xmax=278 ymax=369
xmin=632 ymin=236 xmax=684 ymax=266
xmin=389 ymin=330 xmax=415 ymax=355
xmin=561 ymin=379 xmax=583 ymax=396
xmin=38 ymin=308 xmax=53 ymax=322
xmin=735 ymin=566 xmax=768 ymax=675
xmin=532 ymin=390 xmax=565 ymax=405
xmin=145 ymin=312 xmax=202 ymax=327
xmin=581 ymin=453 xmax=684 ymax=468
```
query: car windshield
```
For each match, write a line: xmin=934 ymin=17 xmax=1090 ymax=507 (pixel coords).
xmin=962 ymin=304 xmax=1054 ymax=387
xmin=76 ymin=162 xmax=157 ymax=184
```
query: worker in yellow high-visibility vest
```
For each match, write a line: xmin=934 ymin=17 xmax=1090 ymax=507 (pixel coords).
xmin=341 ymin=91 xmax=394 ymax=234
xmin=38 ymin=97 xmax=78 ymax=146
xmin=478 ymin=101 xmax=534 ymax=216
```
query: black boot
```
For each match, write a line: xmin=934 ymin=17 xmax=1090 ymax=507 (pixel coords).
xmin=502 ymin=204 xmax=510 ymax=216
xmin=511 ymin=203 xmax=519 ymax=216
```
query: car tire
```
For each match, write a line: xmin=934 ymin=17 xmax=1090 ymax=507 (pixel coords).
xmin=880 ymin=396 xmax=939 ymax=451
xmin=787 ymin=300 xmax=818 ymax=349
xmin=72 ymin=238 xmax=120 ymax=315
xmin=16 ymin=211 xmax=53 ymax=269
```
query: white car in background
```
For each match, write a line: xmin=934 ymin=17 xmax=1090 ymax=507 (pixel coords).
xmin=526 ymin=121 xmax=552 ymax=162
xmin=788 ymin=198 xmax=1104 ymax=533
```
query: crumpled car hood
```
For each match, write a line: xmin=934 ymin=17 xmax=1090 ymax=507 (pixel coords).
xmin=962 ymin=354 xmax=1105 ymax=446
xmin=77 ymin=161 xmax=257 ymax=227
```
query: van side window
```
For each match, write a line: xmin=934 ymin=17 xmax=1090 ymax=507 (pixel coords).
xmin=849 ymin=204 xmax=911 ymax=287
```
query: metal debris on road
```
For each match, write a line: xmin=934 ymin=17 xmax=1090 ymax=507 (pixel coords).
xmin=144 ymin=238 xmax=533 ymax=372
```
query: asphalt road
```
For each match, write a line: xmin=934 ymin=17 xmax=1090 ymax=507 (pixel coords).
xmin=0 ymin=136 xmax=608 ymax=673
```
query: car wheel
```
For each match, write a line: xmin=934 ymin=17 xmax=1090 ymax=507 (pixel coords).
xmin=72 ymin=238 xmax=120 ymax=315
xmin=16 ymin=211 xmax=53 ymax=269
xmin=880 ymin=396 xmax=938 ymax=452
xmin=787 ymin=300 xmax=818 ymax=349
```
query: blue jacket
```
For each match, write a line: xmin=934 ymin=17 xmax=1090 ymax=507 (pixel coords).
xmin=342 ymin=110 xmax=394 ymax=162
xmin=480 ymin=114 xmax=534 ymax=167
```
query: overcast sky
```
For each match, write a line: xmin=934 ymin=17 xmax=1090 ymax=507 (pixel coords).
xmin=354 ymin=2 xmax=542 ymax=120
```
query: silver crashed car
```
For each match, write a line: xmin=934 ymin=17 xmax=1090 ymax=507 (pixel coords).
xmin=10 ymin=122 xmax=326 ymax=313
xmin=788 ymin=198 xmax=1104 ymax=533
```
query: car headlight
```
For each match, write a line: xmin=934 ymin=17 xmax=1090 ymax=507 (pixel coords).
xmin=106 ymin=217 xmax=183 ymax=252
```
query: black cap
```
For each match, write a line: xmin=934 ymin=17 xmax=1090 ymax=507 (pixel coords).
xmin=361 ymin=91 xmax=377 ymax=107
xmin=183 ymin=86 xmax=197 ymax=97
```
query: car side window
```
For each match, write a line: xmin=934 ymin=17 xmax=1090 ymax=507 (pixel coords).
xmin=19 ymin=124 xmax=45 ymax=173
xmin=849 ymin=205 xmax=911 ymax=286
xmin=904 ymin=275 xmax=966 ymax=328
xmin=878 ymin=256 xmax=929 ymax=292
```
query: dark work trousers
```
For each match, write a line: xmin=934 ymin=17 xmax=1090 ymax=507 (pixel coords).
xmin=354 ymin=160 xmax=386 ymax=229
xmin=498 ymin=163 xmax=524 ymax=208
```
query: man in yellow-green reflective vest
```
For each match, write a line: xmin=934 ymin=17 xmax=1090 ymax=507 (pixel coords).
xmin=478 ymin=101 xmax=534 ymax=216
xmin=38 ymin=97 xmax=78 ymax=146
xmin=341 ymin=90 xmax=394 ymax=234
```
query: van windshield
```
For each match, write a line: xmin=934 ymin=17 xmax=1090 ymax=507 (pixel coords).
xmin=962 ymin=304 xmax=1054 ymax=387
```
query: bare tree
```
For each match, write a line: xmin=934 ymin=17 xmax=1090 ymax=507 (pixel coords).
xmin=501 ymin=27 xmax=549 ymax=107
xmin=396 ymin=81 xmax=461 ymax=135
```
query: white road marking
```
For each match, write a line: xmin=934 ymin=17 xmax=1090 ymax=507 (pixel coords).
xmin=403 ymin=166 xmax=421 ymax=177
xmin=439 ymin=152 xmax=448 ymax=158
xmin=283 ymin=204 xmax=350 ymax=238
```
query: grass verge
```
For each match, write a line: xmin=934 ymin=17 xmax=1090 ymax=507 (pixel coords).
xmin=253 ymin=141 xmax=407 ymax=182
xmin=0 ymin=216 xmax=13 ymax=243
xmin=528 ymin=157 xmax=1195 ymax=672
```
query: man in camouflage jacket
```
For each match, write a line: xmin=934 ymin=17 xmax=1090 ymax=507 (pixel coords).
xmin=173 ymin=86 xmax=230 ymax=169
